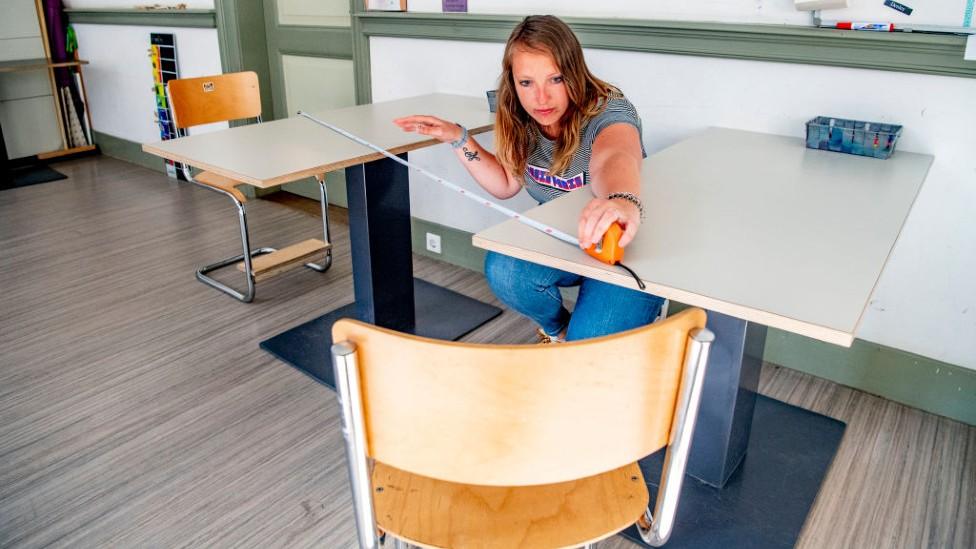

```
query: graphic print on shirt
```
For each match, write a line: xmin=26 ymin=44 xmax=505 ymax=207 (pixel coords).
xmin=525 ymin=164 xmax=585 ymax=192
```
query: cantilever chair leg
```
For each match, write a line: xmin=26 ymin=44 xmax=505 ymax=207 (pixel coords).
xmin=195 ymin=193 xmax=275 ymax=302
xmin=179 ymin=161 xmax=275 ymax=303
xmin=304 ymin=174 xmax=333 ymax=273
xmin=638 ymin=327 xmax=715 ymax=547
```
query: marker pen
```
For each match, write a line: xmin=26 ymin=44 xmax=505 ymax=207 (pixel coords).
xmin=836 ymin=22 xmax=896 ymax=32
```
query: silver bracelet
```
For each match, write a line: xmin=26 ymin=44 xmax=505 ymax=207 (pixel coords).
xmin=450 ymin=124 xmax=469 ymax=149
xmin=607 ymin=192 xmax=645 ymax=220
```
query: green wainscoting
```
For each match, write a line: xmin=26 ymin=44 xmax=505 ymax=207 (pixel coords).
xmin=411 ymin=217 xmax=489 ymax=273
xmin=765 ymin=330 xmax=976 ymax=425
xmin=93 ymin=131 xmax=165 ymax=173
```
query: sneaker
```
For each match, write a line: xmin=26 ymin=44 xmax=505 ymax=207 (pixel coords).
xmin=536 ymin=328 xmax=565 ymax=344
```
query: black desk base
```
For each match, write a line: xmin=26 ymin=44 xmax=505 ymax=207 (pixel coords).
xmin=621 ymin=395 xmax=845 ymax=549
xmin=260 ymin=278 xmax=502 ymax=388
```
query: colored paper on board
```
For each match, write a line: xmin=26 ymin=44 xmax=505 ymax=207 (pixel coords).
xmin=443 ymin=0 xmax=467 ymax=12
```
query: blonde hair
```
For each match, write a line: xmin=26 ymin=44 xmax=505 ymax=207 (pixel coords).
xmin=495 ymin=15 xmax=615 ymax=179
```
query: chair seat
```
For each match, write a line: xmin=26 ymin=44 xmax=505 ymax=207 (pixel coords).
xmin=194 ymin=171 xmax=247 ymax=203
xmin=372 ymin=461 xmax=649 ymax=549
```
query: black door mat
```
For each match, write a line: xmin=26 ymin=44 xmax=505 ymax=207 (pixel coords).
xmin=2 ymin=164 xmax=68 ymax=190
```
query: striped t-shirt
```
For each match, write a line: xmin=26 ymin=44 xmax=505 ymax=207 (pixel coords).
xmin=522 ymin=92 xmax=646 ymax=204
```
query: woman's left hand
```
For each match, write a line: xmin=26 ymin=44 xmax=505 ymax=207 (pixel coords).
xmin=578 ymin=197 xmax=641 ymax=250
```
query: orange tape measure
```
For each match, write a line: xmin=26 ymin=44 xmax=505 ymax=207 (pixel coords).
xmin=585 ymin=222 xmax=625 ymax=265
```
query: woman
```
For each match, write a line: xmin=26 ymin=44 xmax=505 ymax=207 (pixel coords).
xmin=394 ymin=15 xmax=664 ymax=342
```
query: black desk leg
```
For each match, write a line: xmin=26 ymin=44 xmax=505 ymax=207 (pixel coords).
xmin=346 ymin=155 xmax=416 ymax=333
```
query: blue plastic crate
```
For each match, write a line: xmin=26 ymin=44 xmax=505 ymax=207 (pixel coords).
xmin=805 ymin=116 xmax=903 ymax=159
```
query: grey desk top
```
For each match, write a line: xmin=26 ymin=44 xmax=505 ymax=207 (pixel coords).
xmin=474 ymin=127 xmax=933 ymax=346
xmin=142 ymin=93 xmax=495 ymax=188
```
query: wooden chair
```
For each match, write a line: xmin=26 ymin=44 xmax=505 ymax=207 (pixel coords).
xmin=331 ymin=308 xmax=714 ymax=548
xmin=167 ymin=71 xmax=332 ymax=302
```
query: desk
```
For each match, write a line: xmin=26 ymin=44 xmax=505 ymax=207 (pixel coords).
xmin=474 ymin=127 xmax=933 ymax=547
xmin=143 ymin=94 xmax=502 ymax=386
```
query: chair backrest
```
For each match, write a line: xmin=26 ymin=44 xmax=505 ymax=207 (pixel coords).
xmin=167 ymin=71 xmax=261 ymax=129
xmin=331 ymin=307 xmax=708 ymax=487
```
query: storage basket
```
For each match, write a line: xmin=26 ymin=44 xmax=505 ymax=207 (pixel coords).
xmin=805 ymin=116 xmax=902 ymax=159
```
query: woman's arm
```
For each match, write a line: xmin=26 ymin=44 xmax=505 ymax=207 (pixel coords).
xmin=579 ymin=123 xmax=644 ymax=249
xmin=393 ymin=115 xmax=522 ymax=199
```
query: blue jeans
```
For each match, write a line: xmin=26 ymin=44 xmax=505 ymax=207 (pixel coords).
xmin=484 ymin=251 xmax=665 ymax=341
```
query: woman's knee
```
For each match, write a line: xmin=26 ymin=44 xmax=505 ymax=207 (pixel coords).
xmin=484 ymin=252 xmax=517 ymax=295
xmin=484 ymin=252 xmax=570 ymax=307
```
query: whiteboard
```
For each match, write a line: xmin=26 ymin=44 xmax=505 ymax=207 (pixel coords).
xmin=820 ymin=0 xmax=974 ymax=28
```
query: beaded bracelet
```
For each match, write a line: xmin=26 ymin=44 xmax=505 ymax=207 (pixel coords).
xmin=450 ymin=124 xmax=469 ymax=149
xmin=607 ymin=192 xmax=645 ymax=220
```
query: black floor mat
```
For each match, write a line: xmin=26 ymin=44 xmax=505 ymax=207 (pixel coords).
xmin=2 ymin=164 xmax=68 ymax=190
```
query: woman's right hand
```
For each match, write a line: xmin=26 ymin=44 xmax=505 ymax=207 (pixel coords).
xmin=393 ymin=115 xmax=462 ymax=144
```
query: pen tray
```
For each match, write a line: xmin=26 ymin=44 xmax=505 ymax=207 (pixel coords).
xmin=805 ymin=116 xmax=902 ymax=159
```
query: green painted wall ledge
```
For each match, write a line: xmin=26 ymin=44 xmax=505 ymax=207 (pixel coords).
xmin=65 ymin=8 xmax=217 ymax=28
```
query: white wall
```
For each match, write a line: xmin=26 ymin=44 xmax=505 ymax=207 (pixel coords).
xmin=406 ymin=0 xmax=814 ymax=24
xmin=370 ymin=36 xmax=976 ymax=370
xmin=72 ymin=24 xmax=225 ymax=144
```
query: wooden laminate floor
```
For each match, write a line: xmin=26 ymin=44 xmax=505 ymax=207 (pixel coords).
xmin=1 ymin=156 xmax=973 ymax=548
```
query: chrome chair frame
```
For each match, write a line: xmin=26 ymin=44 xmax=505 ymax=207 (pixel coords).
xmin=331 ymin=328 xmax=713 ymax=549
xmin=173 ymin=119 xmax=333 ymax=303
xmin=638 ymin=327 xmax=713 ymax=546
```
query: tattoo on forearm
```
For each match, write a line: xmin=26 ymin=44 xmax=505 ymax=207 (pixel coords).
xmin=463 ymin=147 xmax=481 ymax=162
